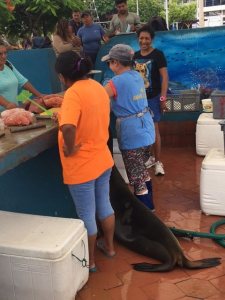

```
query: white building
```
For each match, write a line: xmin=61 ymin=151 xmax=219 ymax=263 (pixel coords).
xmin=203 ymin=0 xmax=225 ymax=26
xmin=181 ymin=0 xmax=225 ymax=27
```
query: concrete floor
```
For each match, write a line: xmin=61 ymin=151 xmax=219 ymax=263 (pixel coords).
xmin=76 ymin=146 xmax=225 ymax=300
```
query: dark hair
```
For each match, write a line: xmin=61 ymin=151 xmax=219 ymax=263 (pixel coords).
xmin=81 ymin=10 xmax=91 ymax=18
xmin=32 ymin=28 xmax=43 ymax=37
xmin=137 ymin=24 xmax=155 ymax=39
xmin=0 ymin=40 xmax=6 ymax=47
xmin=148 ymin=16 xmax=168 ymax=31
xmin=109 ymin=59 xmax=133 ymax=68
xmin=55 ymin=19 xmax=71 ymax=42
xmin=72 ymin=9 xmax=80 ymax=13
xmin=55 ymin=51 xmax=93 ymax=82
xmin=117 ymin=60 xmax=133 ymax=67
xmin=115 ymin=0 xmax=127 ymax=5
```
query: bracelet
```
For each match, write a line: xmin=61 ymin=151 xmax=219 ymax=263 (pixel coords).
xmin=160 ymin=96 xmax=167 ymax=102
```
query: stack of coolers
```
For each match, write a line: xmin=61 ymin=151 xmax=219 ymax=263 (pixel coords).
xmin=0 ymin=211 xmax=89 ymax=300
xmin=200 ymin=90 xmax=225 ymax=215
xmin=196 ymin=113 xmax=223 ymax=156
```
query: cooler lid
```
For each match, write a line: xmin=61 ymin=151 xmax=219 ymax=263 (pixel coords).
xmin=0 ymin=211 xmax=85 ymax=260
xmin=197 ymin=113 xmax=223 ymax=125
xmin=202 ymin=148 xmax=225 ymax=170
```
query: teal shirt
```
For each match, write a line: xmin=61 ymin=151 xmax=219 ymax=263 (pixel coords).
xmin=0 ymin=63 xmax=28 ymax=111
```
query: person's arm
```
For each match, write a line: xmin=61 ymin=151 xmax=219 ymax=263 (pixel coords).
xmin=71 ymin=35 xmax=81 ymax=47
xmin=59 ymin=89 xmax=81 ymax=157
xmin=23 ymin=82 xmax=43 ymax=98
xmin=0 ymin=95 xmax=17 ymax=109
xmin=76 ymin=29 xmax=83 ymax=46
xmin=99 ymin=25 xmax=109 ymax=43
xmin=159 ymin=67 xmax=168 ymax=111
xmin=102 ymin=35 xmax=109 ymax=43
xmin=104 ymin=80 xmax=117 ymax=98
xmin=43 ymin=92 xmax=65 ymax=100
xmin=133 ymin=13 xmax=141 ymax=31
xmin=60 ymin=124 xmax=81 ymax=157
xmin=107 ymin=16 xmax=116 ymax=37
xmin=61 ymin=124 xmax=76 ymax=156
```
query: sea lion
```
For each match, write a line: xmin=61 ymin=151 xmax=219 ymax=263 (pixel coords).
xmin=109 ymin=166 xmax=221 ymax=272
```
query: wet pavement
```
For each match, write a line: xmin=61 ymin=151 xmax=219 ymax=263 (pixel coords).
xmin=76 ymin=147 xmax=225 ymax=300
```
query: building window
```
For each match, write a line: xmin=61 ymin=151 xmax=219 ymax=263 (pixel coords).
xmin=204 ymin=0 xmax=225 ymax=6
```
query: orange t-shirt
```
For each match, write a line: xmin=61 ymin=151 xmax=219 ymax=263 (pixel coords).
xmin=58 ymin=78 xmax=114 ymax=184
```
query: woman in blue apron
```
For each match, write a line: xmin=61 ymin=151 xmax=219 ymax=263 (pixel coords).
xmin=103 ymin=44 xmax=155 ymax=210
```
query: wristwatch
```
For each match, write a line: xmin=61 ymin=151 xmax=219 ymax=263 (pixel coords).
xmin=160 ymin=96 xmax=167 ymax=102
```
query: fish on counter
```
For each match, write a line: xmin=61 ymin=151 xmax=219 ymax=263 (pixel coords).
xmin=43 ymin=94 xmax=63 ymax=108
xmin=0 ymin=108 xmax=49 ymax=133
xmin=0 ymin=94 xmax=63 ymax=133
xmin=28 ymin=94 xmax=64 ymax=114
xmin=1 ymin=108 xmax=34 ymax=126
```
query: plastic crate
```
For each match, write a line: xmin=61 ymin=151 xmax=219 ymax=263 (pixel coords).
xmin=211 ymin=90 xmax=225 ymax=119
xmin=166 ymin=90 xmax=201 ymax=112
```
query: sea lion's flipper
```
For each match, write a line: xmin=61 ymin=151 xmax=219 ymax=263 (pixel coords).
xmin=132 ymin=257 xmax=221 ymax=272
xmin=124 ymin=237 xmax=177 ymax=272
xmin=132 ymin=262 xmax=175 ymax=272
xmin=182 ymin=257 xmax=221 ymax=269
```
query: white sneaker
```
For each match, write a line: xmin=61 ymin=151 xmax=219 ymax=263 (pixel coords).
xmin=155 ymin=161 xmax=165 ymax=176
xmin=145 ymin=156 xmax=155 ymax=168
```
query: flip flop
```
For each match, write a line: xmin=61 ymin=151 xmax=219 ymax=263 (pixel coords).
xmin=89 ymin=265 xmax=98 ymax=273
xmin=96 ymin=239 xmax=116 ymax=258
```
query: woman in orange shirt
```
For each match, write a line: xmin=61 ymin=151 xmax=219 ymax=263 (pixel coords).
xmin=55 ymin=51 xmax=115 ymax=272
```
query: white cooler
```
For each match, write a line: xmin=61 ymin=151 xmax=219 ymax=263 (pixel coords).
xmin=200 ymin=148 xmax=225 ymax=216
xmin=196 ymin=113 xmax=224 ymax=156
xmin=0 ymin=211 xmax=89 ymax=300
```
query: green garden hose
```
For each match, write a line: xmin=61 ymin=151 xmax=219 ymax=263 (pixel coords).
xmin=169 ymin=218 xmax=225 ymax=248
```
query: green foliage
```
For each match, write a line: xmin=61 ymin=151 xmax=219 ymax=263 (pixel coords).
xmin=128 ymin=0 xmax=164 ymax=23
xmin=169 ymin=1 xmax=196 ymax=24
xmin=2 ymin=0 xmax=85 ymax=38
xmin=95 ymin=0 xmax=115 ymax=16
xmin=0 ymin=1 xmax=15 ymax=32
xmin=126 ymin=0 xmax=196 ymax=25
xmin=0 ymin=0 xmax=197 ymax=40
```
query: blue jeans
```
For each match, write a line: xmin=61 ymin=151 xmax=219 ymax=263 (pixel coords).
xmin=68 ymin=168 xmax=114 ymax=236
xmin=148 ymin=94 xmax=161 ymax=122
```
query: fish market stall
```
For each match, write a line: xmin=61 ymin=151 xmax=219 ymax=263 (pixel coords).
xmin=0 ymin=118 xmax=76 ymax=218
